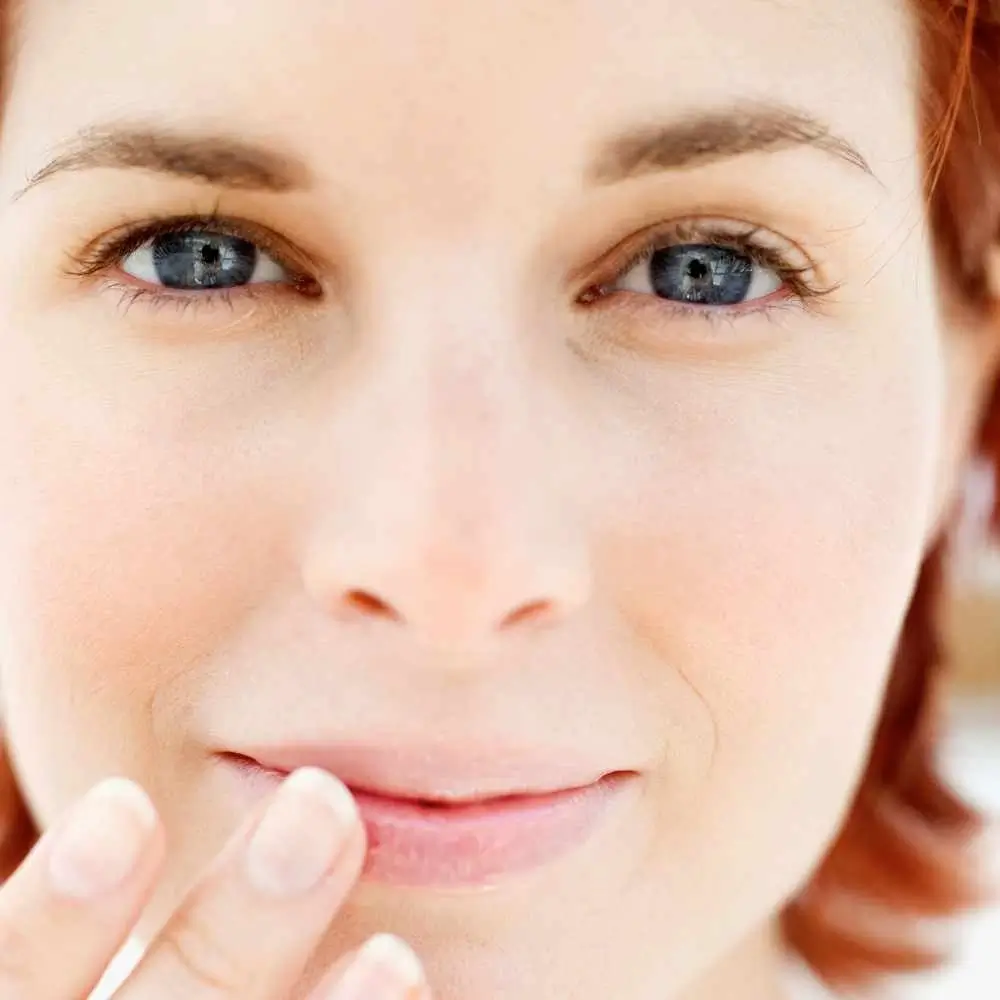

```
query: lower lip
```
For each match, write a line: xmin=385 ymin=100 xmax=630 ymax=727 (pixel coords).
xmin=225 ymin=760 xmax=637 ymax=888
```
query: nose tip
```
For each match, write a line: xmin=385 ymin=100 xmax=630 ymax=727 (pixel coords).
xmin=302 ymin=505 xmax=593 ymax=646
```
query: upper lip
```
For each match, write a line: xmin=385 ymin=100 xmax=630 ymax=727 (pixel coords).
xmin=219 ymin=742 xmax=621 ymax=803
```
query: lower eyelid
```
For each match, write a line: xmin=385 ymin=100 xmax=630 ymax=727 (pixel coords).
xmin=92 ymin=274 xmax=306 ymax=324
xmin=608 ymin=285 xmax=791 ymax=315
xmin=579 ymin=284 xmax=805 ymax=340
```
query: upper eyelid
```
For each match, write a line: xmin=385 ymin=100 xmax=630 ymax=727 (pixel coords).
xmin=618 ymin=219 xmax=808 ymax=262
xmin=573 ymin=217 xmax=788 ymax=281
xmin=576 ymin=218 xmax=813 ymax=293
xmin=628 ymin=228 xmax=809 ymax=277
xmin=65 ymin=212 xmax=319 ymax=280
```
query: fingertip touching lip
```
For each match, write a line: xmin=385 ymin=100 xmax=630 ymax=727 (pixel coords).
xmin=217 ymin=747 xmax=643 ymax=887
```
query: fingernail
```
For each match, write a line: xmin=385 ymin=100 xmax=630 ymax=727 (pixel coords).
xmin=327 ymin=934 xmax=425 ymax=999
xmin=245 ymin=767 xmax=358 ymax=897
xmin=48 ymin=777 xmax=157 ymax=900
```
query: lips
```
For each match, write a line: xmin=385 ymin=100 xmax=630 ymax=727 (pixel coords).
xmin=225 ymin=742 xmax=615 ymax=801
xmin=217 ymin=744 xmax=638 ymax=888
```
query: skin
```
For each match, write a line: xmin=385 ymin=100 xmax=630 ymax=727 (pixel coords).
xmin=0 ymin=0 xmax=996 ymax=997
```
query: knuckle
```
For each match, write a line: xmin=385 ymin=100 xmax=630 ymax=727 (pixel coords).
xmin=157 ymin=912 xmax=247 ymax=998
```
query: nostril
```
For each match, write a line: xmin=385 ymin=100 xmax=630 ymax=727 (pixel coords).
xmin=343 ymin=589 xmax=402 ymax=621
xmin=500 ymin=598 xmax=556 ymax=629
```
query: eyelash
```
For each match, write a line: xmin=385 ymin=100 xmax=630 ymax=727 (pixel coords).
xmin=63 ymin=209 xmax=320 ymax=316
xmin=579 ymin=219 xmax=838 ymax=326
xmin=64 ymin=211 xmax=837 ymax=326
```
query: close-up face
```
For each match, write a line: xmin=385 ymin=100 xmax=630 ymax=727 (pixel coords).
xmin=0 ymin=0 xmax=996 ymax=998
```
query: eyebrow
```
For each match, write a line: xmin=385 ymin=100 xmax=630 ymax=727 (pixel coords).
xmin=15 ymin=124 xmax=311 ymax=198
xmin=16 ymin=102 xmax=874 ymax=201
xmin=586 ymin=102 xmax=877 ymax=185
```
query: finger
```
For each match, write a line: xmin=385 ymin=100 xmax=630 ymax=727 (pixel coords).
xmin=120 ymin=767 xmax=364 ymax=1000
xmin=305 ymin=934 xmax=429 ymax=1000
xmin=0 ymin=777 xmax=164 ymax=1000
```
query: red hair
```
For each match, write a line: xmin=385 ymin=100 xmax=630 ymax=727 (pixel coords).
xmin=783 ymin=0 xmax=1000 ymax=989
xmin=0 ymin=0 xmax=997 ymax=994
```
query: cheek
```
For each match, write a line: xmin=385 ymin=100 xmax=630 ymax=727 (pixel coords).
xmin=0 ymin=359 xmax=291 ymax=821
xmin=599 ymin=321 xmax=942 ymax=903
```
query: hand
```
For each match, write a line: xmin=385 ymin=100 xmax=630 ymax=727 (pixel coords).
xmin=0 ymin=768 xmax=429 ymax=999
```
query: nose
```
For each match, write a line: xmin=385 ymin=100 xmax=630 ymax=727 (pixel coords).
xmin=300 ymin=310 xmax=593 ymax=649
xmin=308 ymin=508 xmax=590 ymax=641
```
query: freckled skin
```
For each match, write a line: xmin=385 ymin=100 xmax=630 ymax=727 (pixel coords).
xmin=0 ymin=1 xmax=996 ymax=998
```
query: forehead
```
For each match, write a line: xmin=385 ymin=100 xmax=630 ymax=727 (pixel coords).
xmin=2 ymin=0 xmax=918 ymax=212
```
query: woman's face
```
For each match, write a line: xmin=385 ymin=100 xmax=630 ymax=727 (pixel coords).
xmin=0 ymin=0 xmax=996 ymax=997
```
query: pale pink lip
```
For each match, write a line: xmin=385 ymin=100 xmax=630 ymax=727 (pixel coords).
xmin=217 ymin=747 xmax=638 ymax=888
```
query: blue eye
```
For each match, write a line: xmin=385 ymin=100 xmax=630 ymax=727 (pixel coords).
xmin=616 ymin=243 xmax=782 ymax=307
xmin=120 ymin=230 xmax=287 ymax=290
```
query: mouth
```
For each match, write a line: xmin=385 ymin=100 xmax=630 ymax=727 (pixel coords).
xmin=216 ymin=745 xmax=640 ymax=889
